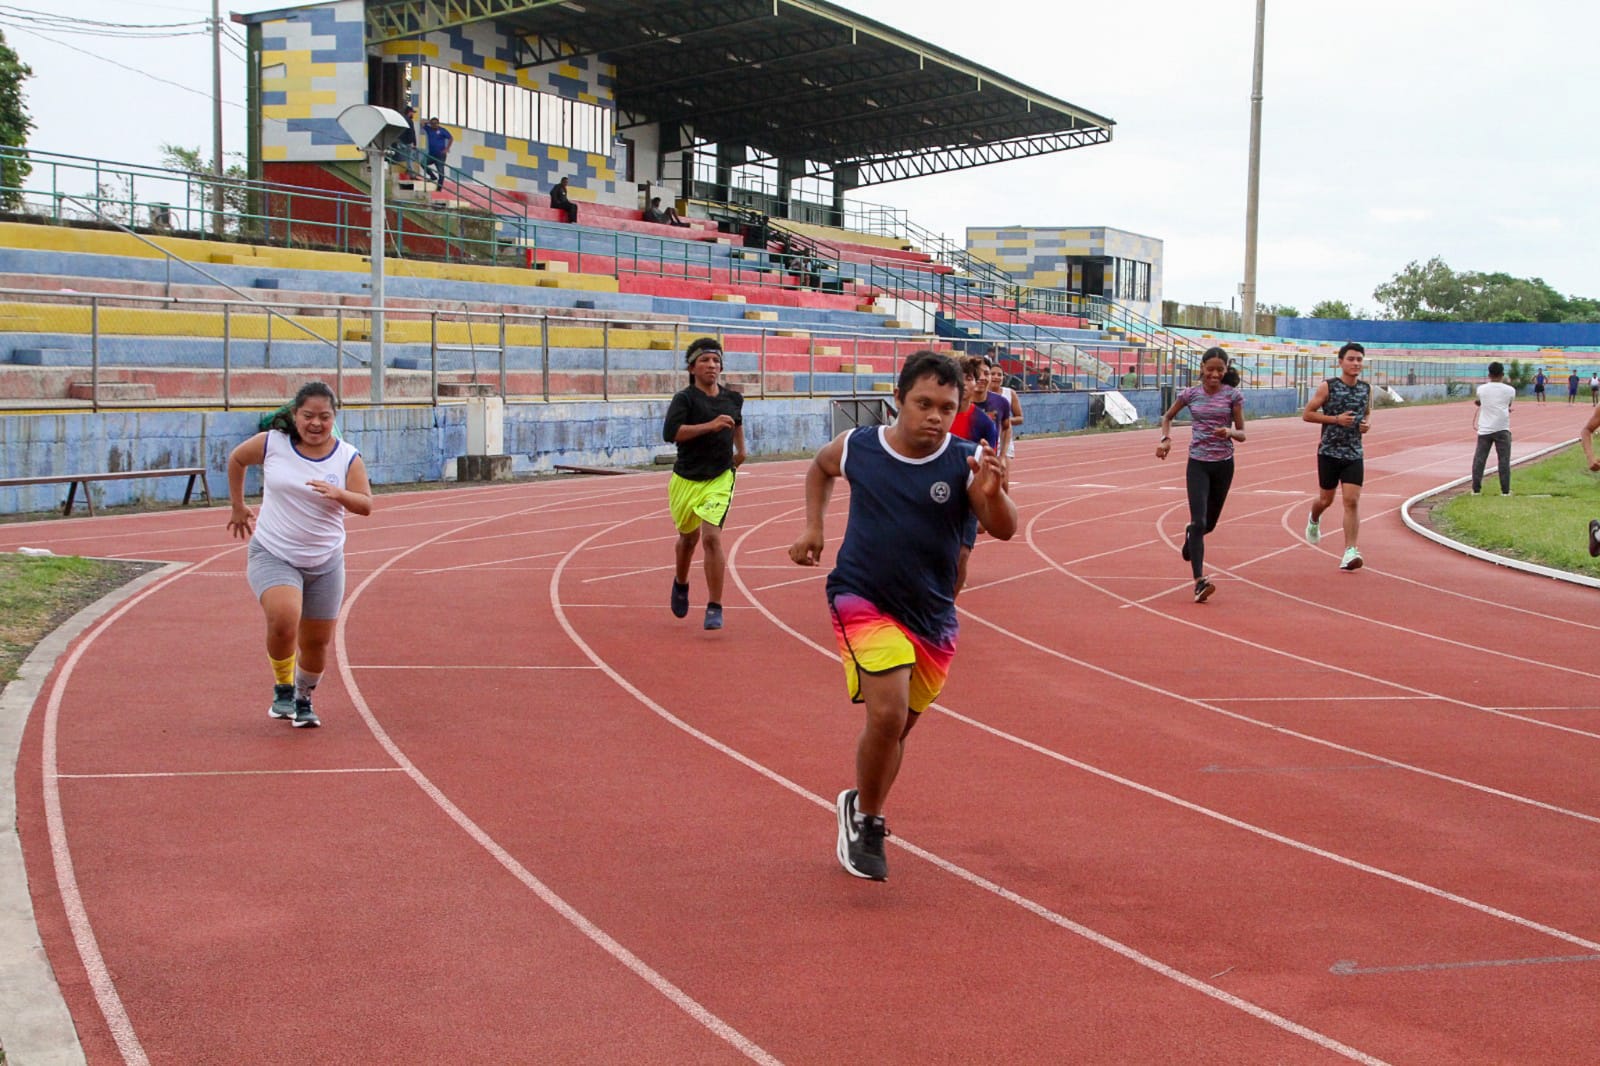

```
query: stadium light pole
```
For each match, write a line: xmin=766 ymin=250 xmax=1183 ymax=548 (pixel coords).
xmin=211 ymin=0 xmax=224 ymax=237
xmin=1240 ymin=0 xmax=1265 ymax=335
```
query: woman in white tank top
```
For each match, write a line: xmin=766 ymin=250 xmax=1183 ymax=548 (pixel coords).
xmin=227 ymin=382 xmax=372 ymax=728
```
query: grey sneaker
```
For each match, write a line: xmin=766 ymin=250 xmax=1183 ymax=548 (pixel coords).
xmin=269 ymin=683 xmax=296 ymax=720
xmin=835 ymin=788 xmax=888 ymax=881
xmin=291 ymin=696 xmax=320 ymax=728
xmin=1340 ymin=546 xmax=1364 ymax=571
xmin=704 ymin=603 xmax=723 ymax=630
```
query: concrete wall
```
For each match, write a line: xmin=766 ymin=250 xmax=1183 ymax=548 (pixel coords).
xmin=0 ymin=388 xmax=1302 ymax=515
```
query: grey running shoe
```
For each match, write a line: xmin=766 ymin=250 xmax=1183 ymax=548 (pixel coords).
xmin=704 ymin=603 xmax=723 ymax=630
xmin=1340 ymin=547 xmax=1364 ymax=571
xmin=835 ymin=788 xmax=888 ymax=881
xmin=291 ymin=696 xmax=320 ymax=729
xmin=269 ymin=683 xmax=296 ymax=720
xmin=1304 ymin=515 xmax=1321 ymax=545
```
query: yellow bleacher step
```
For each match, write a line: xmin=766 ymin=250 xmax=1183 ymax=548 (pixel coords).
xmin=0 ymin=301 xmax=337 ymax=341
xmin=839 ymin=363 xmax=872 ymax=373
xmin=743 ymin=310 xmax=778 ymax=321
xmin=776 ymin=329 xmax=811 ymax=338
xmin=530 ymin=260 xmax=569 ymax=273
xmin=871 ymin=381 xmax=894 ymax=392
xmin=209 ymin=252 xmax=274 ymax=266
xmin=710 ymin=293 xmax=747 ymax=303
xmin=812 ymin=345 xmax=842 ymax=357
xmin=882 ymin=319 xmax=913 ymax=329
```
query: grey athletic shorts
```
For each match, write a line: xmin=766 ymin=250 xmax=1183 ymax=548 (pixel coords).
xmin=246 ymin=539 xmax=346 ymax=620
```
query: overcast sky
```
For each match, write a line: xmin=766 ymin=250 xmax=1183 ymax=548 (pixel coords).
xmin=10 ymin=0 xmax=1599 ymax=315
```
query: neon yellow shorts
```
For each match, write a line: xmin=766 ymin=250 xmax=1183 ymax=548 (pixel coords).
xmin=668 ymin=470 xmax=736 ymax=534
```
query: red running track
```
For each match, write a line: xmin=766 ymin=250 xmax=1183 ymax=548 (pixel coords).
xmin=5 ymin=399 xmax=1600 ymax=1064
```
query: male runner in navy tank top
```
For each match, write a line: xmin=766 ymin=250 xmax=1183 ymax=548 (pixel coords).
xmin=789 ymin=350 xmax=1016 ymax=881
xmin=1303 ymin=341 xmax=1373 ymax=571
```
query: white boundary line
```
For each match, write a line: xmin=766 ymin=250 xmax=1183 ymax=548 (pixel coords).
xmin=1398 ymin=438 xmax=1600 ymax=590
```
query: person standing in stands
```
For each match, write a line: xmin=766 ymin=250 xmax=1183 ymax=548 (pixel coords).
xmin=1470 ymin=361 xmax=1515 ymax=496
xmin=550 ymin=176 xmax=579 ymax=223
xmin=1303 ymin=342 xmax=1373 ymax=571
xmin=664 ymin=337 xmax=745 ymax=630
xmin=422 ymin=116 xmax=453 ymax=191
xmin=227 ymin=382 xmax=372 ymax=729
xmin=1155 ymin=347 xmax=1245 ymax=603
xmin=789 ymin=350 xmax=1015 ymax=882
xmin=643 ymin=196 xmax=689 ymax=228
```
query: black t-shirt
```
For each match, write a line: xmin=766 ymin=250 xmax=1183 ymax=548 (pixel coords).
xmin=663 ymin=384 xmax=744 ymax=481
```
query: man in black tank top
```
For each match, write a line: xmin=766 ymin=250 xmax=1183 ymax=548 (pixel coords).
xmin=1302 ymin=342 xmax=1372 ymax=571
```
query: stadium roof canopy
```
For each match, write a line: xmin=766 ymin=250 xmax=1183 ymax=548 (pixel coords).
xmin=364 ymin=0 xmax=1114 ymax=186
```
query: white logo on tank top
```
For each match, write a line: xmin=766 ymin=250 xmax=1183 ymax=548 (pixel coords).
xmin=930 ymin=481 xmax=951 ymax=503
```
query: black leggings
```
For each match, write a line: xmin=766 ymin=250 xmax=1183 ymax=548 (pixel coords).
xmin=1185 ymin=457 xmax=1235 ymax=579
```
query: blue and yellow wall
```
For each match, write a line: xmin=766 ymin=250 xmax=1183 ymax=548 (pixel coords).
xmin=966 ymin=226 xmax=1164 ymax=323
xmin=251 ymin=0 xmax=624 ymax=204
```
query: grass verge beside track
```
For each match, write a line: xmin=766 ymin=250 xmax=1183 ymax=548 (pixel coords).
xmin=0 ymin=554 xmax=157 ymax=682
xmin=1429 ymin=445 xmax=1600 ymax=576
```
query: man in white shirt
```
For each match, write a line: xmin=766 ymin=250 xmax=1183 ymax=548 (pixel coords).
xmin=1471 ymin=361 xmax=1516 ymax=495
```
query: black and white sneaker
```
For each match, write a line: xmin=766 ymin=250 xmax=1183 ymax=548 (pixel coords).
xmin=291 ymin=696 xmax=320 ymax=729
xmin=269 ymin=683 xmax=296 ymax=720
xmin=1589 ymin=519 xmax=1600 ymax=559
xmin=1193 ymin=577 xmax=1216 ymax=603
xmin=835 ymin=788 xmax=888 ymax=881
xmin=1180 ymin=524 xmax=1194 ymax=562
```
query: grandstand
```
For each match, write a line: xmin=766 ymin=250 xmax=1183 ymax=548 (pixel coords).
xmin=0 ymin=0 xmax=1308 ymax=512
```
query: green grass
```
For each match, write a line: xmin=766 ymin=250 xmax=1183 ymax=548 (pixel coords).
xmin=1429 ymin=445 xmax=1600 ymax=575
xmin=0 ymin=555 xmax=151 ymax=683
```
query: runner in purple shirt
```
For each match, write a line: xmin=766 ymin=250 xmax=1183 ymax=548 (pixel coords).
xmin=1155 ymin=347 xmax=1246 ymax=603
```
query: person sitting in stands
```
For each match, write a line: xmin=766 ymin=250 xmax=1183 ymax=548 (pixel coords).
xmin=644 ymin=196 xmax=690 ymax=228
xmin=550 ymin=177 xmax=578 ymax=223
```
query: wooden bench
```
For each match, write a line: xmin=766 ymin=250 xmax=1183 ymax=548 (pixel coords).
xmin=0 ymin=468 xmax=211 ymax=517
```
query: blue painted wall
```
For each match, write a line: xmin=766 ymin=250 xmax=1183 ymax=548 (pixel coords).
xmin=0 ymin=388 xmax=1301 ymax=516
xmin=1279 ymin=318 xmax=1600 ymax=347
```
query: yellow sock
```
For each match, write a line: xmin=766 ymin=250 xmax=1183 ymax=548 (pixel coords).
xmin=270 ymin=655 xmax=296 ymax=686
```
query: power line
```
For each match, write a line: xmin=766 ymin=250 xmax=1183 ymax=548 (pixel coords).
xmin=3 ymin=23 xmax=246 ymax=109
xmin=0 ymin=4 xmax=209 ymax=31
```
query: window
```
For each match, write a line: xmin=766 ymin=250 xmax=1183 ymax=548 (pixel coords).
xmin=416 ymin=65 xmax=613 ymax=157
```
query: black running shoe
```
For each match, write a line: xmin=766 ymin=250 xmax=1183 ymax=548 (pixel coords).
xmin=1589 ymin=519 xmax=1600 ymax=559
xmin=1194 ymin=577 xmax=1215 ymax=603
xmin=269 ymin=683 xmax=296 ymax=720
xmin=291 ymin=696 xmax=320 ymax=729
xmin=670 ymin=580 xmax=689 ymax=619
xmin=835 ymin=788 xmax=888 ymax=881
xmin=1181 ymin=524 xmax=1194 ymax=562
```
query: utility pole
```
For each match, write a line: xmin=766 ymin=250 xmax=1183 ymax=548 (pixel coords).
xmin=1241 ymin=0 xmax=1265 ymax=334
xmin=211 ymin=0 xmax=224 ymax=237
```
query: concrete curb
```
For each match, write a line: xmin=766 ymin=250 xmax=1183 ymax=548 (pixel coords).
xmin=0 ymin=560 xmax=184 ymax=1066
xmin=1400 ymin=437 xmax=1600 ymax=590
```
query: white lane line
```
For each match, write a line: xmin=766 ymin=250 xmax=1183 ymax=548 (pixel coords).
xmin=1330 ymin=953 xmax=1600 ymax=976
xmin=56 ymin=768 xmax=405 ymax=779
xmin=335 ymin=501 xmax=781 ymax=1066
xmin=353 ymin=664 xmax=600 ymax=670
xmin=730 ymin=507 xmax=1600 ymax=956
xmin=41 ymin=558 xmax=226 ymax=1065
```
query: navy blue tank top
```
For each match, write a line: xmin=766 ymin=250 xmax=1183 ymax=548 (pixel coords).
xmin=826 ymin=426 xmax=975 ymax=643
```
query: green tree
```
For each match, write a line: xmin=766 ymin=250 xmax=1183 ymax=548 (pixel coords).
xmin=159 ymin=143 xmax=249 ymax=231
xmin=0 ymin=29 xmax=34 ymax=211
xmin=1372 ymin=256 xmax=1464 ymax=320
xmin=1309 ymin=299 xmax=1354 ymax=319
